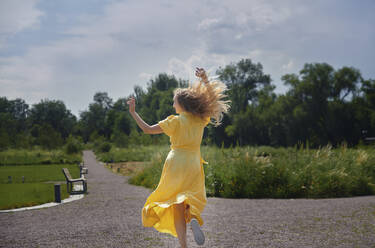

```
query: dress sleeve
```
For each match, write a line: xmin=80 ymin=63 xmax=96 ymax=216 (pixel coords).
xmin=203 ymin=116 xmax=210 ymax=126
xmin=158 ymin=115 xmax=179 ymax=137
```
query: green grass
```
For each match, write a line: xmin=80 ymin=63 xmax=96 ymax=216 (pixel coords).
xmin=0 ymin=164 xmax=80 ymax=183
xmin=124 ymin=145 xmax=375 ymax=199
xmin=0 ymin=148 xmax=82 ymax=165
xmin=0 ymin=164 xmax=81 ymax=210
xmin=0 ymin=183 xmax=70 ymax=210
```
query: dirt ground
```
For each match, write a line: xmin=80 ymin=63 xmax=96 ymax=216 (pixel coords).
xmin=0 ymin=150 xmax=374 ymax=248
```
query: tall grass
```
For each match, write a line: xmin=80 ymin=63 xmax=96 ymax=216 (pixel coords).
xmin=127 ymin=145 xmax=375 ymax=198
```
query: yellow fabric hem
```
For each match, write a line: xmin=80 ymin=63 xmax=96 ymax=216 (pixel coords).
xmin=142 ymin=194 xmax=205 ymax=237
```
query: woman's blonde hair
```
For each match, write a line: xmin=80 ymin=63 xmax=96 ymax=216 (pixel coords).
xmin=174 ymin=77 xmax=230 ymax=126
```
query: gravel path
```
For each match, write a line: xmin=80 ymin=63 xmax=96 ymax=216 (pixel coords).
xmin=1 ymin=150 xmax=374 ymax=248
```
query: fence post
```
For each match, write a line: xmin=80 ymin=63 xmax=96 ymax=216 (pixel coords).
xmin=8 ymin=176 xmax=12 ymax=184
xmin=54 ymin=184 xmax=61 ymax=203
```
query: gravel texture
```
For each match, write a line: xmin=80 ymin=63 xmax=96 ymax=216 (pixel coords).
xmin=1 ymin=150 xmax=374 ymax=248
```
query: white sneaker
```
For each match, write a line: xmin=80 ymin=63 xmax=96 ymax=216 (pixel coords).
xmin=190 ymin=218 xmax=205 ymax=245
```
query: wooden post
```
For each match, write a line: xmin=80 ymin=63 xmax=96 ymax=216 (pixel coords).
xmin=54 ymin=184 xmax=61 ymax=203
xmin=22 ymin=176 xmax=25 ymax=183
xmin=8 ymin=176 xmax=12 ymax=184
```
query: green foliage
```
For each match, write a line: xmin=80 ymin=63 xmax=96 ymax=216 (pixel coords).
xmin=111 ymin=131 xmax=129 ymax=148
xmin=99 ymin=142 xmax=111 ymax=153
xmin=64 ymin=135 xmax=84 ymax=154
xmin=32 ymin=123 xmax=64 ymax=149
xmin=28 ymin=99 xmax=76 ymax=140
xmin=216 ymin=61 xmax=374 ymax=147
xmin=128 ymin=153 xmax=165 ymax=189
xmin=0 ymin=148 xmax=81 ymax=165
xmin=128 ymin=145 xmax=375 ymax=198
xmin=96 ymin=145 xmax=169 ymax=163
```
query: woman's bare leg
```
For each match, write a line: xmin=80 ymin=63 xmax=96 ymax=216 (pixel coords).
xmin=174 ymin=203 xmax=187 ymax=248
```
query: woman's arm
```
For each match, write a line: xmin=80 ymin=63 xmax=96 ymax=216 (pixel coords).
xmin=195 ymin=67 xmax=209 ymax=83
xmin=196 ymin=67 xmax=214 ymax=94
xmin=127 ymin=98 xmax=163 ymax=134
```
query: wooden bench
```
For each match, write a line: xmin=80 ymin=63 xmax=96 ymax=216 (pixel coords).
xmin=79 ymin=162 xmax=88 ymax=177
xmin=62 ymin=168 xmax=87 ymax=194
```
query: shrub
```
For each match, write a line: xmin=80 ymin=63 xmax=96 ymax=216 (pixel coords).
xmin=64 ymin=135 xmax=83 ymax=154
xmin=99 ymin=142 xmax=111 ymax=153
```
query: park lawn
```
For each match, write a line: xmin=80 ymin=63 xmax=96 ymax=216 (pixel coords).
xmin=0 ymin=183 xmax=70 ymax=210
xmin=0 ymin=164 xmax=80 ymax=183
xmin=0 ymin=164 xmax=81 ymax=210
xmin=0 ymin=148 xmax=82 ymax=165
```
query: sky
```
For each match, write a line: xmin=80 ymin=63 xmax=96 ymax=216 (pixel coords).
xmin=1 ymin=0 xmax=374 ymax=117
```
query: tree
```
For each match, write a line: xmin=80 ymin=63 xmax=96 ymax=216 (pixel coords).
xmin=28 ymin=99 xmax=76 ymax=141
xmin=281 ymin=63 xmax=365 ymax=146
xmin=217 ymin=58 xmax=272 ymax=113
xmin=214 ymin=58 xmax=273 ymax=146
xmin=0 ymin=97 xmax=30 ymax=149
xmin=93 ymin=92 xmax=113 ymax=110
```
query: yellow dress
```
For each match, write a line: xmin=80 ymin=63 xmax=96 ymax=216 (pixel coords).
xmin=142 ymin=111 xmax=210 ymax=237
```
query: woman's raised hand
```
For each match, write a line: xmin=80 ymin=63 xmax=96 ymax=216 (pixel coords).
xmin=195 ymin=67 xmax=208 ymax=81
xmin=127 ymin=97 xmax=136 ymax=113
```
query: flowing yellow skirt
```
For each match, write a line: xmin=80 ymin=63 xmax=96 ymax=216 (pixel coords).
xmin=142 ymin=149 xmax=207 ymax=237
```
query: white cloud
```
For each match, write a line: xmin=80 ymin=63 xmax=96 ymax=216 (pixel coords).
xmin=0 ymin=56 xmax=52 ymax=102
xmin=282 ymin=60 xmax=295 ymax=72
xmin=198 ymin=18 xmax=221 ymax=31
xmin=0 ymin=0 xmax=43 ymax=48
xmin=139 ymin=72 xmax=153 ymax=81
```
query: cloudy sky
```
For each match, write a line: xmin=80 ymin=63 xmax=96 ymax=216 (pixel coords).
xmin=1 ymin=0 xmax=374 ymax=117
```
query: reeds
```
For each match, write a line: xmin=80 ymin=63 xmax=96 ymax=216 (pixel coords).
xmin=126 ymin=145 xmax=375 ymax=198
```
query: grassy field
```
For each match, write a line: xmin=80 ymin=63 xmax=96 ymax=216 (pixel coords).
xmin=0 ymin=164 xmax=81 ymax=184
xmin=0 ymin=183 xmax=70 ymax=210
xmin=0 ymin=149 xmax=82 ymax=210
xmin=99 ymin=145 xmax=375 ymax=199
xmin=0 ymin=148 xmax=82 ymax=165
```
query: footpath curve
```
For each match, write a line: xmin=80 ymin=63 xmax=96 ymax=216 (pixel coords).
xmin=0 ymin=150 xmax=374 ymax=248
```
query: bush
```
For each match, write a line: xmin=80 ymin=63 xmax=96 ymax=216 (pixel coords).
xmin=64 ymin=135 xmax=83 ymax=154
xmin=111 ymin=131 xmax=129 ymax=148
xmin=99 ymin=142 xmax=111 ymax=153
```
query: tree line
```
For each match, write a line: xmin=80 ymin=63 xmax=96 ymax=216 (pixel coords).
xmin=1 ymin=59 xmax=374 ymax=151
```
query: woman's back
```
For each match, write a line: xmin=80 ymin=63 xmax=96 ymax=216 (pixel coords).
xmin=159 ymin=112 xmax=210 ymax=152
